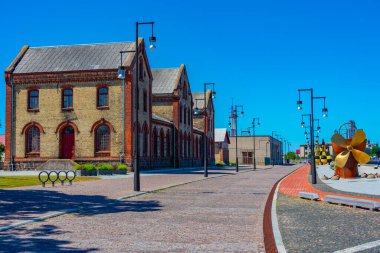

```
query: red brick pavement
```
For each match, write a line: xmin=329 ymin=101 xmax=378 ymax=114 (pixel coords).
xmin=279 ymin=164 xmax=380 ymax=202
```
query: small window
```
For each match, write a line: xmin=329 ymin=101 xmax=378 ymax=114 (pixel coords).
xmin=143 ymin=90 xmax=147 ymax=112
xmin=97 ymin=87 xmax=109 ymax=107
xmin=62 ymin=89 xmax=73 ymax=109
xmin=28 ymin=90 xmax=39 ymax=110
xmin=96 ymin=125 xmax=110 ymax=153
xmin=184 ymin=107 xmax=187 ymax=124
xmin=183 ymin=83 xmax=187 ymax=99
xmin=26 ymin=126 xmax=40 ymax=155
xmin=153 ymin=129 xmax=158 ymax=157
xmin=139 ymin=60 xmax=144 ymax=80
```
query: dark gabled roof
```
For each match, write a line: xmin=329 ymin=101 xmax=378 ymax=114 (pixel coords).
xmin=152 ymin=113 xmax=173 ymax=124
xmin=12 ymin=42 xmax=136 ymax=74
xmin=152 ymin=65 xmax=183 ymax=94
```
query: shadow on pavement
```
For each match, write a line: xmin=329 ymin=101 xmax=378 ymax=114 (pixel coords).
xmin=141 ymin=167 xmax=238 ymax=175
xmin=0 ymin=189 xmax=162 ymax=224
xmin=0 ymin=224 xmax=98 ymax=252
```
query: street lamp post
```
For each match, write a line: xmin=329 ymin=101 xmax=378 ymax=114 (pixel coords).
xmin=271 ymin=131 xmax=277 ymax=166
xmin=117 ymin=21 xmax=157 ymax=192
xmin=231 ymin=105 xmax=244 ymax=172
xmin=203 ymin=83 xmax=216 ymax=177
xmin=193 ymin=83 xmax=216 ymax=178
xmin=297 ymin=88 xmax=328 ymax=184
xmin=251 ymin=118 xmax=260 ymax=170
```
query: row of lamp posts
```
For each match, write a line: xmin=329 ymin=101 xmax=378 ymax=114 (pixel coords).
xmin=297 ymin=88 xmax=328 ymax=184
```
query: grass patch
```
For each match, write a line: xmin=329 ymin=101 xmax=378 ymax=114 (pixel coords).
xmin=0 ymin=176 xmax=100 ymax=189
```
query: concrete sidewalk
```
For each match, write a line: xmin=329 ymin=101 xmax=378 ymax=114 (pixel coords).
xmin=279 ymin=164 xmax=380 ymax=201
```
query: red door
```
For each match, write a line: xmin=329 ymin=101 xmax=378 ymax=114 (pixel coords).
xmin=60 ymin=126 xmax=75 ymax=159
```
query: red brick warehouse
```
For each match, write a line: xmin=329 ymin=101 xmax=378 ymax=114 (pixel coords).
xmin=4 ymin=39 xmax=215 ymax=170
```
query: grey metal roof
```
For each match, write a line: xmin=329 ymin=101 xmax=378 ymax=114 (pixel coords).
xmin=215 ymin=128 xmax=228 ymax=143
xmin=152 ymin=113 xmax=173 ymax=124
xmin=192 ymin=92 xmax=206 ymax=109
xmin=13 ymin=42 xmax=136 ymax=73
xmin=152 ymin=67 xmax=181 ymax=94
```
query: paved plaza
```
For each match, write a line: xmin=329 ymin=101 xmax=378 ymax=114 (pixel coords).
xmin=0 ymin=165 xmax=297 ymax=252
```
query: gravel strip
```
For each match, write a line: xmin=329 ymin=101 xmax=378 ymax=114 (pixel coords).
xmin=277 ymin=193 xmax=380 ymax=252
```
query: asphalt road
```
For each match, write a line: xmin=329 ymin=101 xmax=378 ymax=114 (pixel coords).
xmin=0 ymin=165 xmax=297 ymax=252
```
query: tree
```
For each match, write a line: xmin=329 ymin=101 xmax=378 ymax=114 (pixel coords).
xmin=370 ymin=145 xmax=379 ymax=157
xmin=0 ymin=143 xmax=5 ymax=156
xmin=286 ymin=151 xmax=297 ymax=160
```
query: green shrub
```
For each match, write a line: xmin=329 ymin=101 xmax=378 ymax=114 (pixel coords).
xmin=73 ymin=164 xmax=82 ymax=171
xmin=215 ymin=162 xmax=226 ymax=167
xmin=97 ymin=164 xmax=113 ymax=171
xmin=116 ymin=164 xmax=128 ymax=170
xmin=83 ymin=163 xmax=96 ymax=171
xmin=230 ymin=162 xmax=236 ymax=166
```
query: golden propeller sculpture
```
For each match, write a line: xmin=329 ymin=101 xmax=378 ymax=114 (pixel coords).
xmin=331 ymin=129 xmax=370 ymax=178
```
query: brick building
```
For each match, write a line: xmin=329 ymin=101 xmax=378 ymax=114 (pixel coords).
xmin=4 ymin=41 xmax=214 ymax=170
xmin=192 ymin=91 xmax=215 ymax=165
xmin=214 ymin=128 xmax=230 ymax=164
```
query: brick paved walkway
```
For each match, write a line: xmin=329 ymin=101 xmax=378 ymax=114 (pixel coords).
xmin=0 ymin=166 xmax=252 ymax=229
xmin=0 ymin=166 xmax=297 ymax=252
xmin=279 ymin=164 xmax=380 ymax=202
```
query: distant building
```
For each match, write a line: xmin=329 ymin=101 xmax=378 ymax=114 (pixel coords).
xmin=228 ymin=136 xmax=282 ymax=166
xmin=214 ymin=128 xmax=230 ymax=164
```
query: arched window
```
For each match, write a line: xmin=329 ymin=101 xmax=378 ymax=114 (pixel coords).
xmin=166 ymin=130 xmax=171 ymax=157
xmin=153 ymin=128 xmax=158 ymax=158
xmin=187 ymin=134 xmax=191 ymax=158
xmin=26 ymin=126 xmax=40 ymax=155
xmin=97 ymin=87 xmax=109 ymax=107
xmin=160 ymin=129 xmax=165 ymax=158
xmin=184 ymin=132 xmax=187 ymax=158
xmin=179 ymin=131 xmax=183 ymax=158
xmin=96 ymin=125 xmax=110 ymax=153
xmin=199 ymin=137 xmax=202 ymax=159
xmin=62 ymin=88 xmax=73 ymax=109
xmin=143 ymin=124 xmax=148 ymax=157
xmin=188 ymin=108 xmax=191 ymax=125
xmin=28 ymin=90 xmax=39 ymax=110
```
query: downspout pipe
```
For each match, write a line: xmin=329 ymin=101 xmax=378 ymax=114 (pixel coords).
xmin=10 ymin=74 xmax=15 ymax=171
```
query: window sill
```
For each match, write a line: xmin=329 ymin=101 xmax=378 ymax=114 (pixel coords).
xmin=26 ymin=152 xmax=40 ymax=158
xmin=27 ymin=109 xmax=39 ymax=113
xmin=95 ymin=151 xmax=110 ymax=157
xmin=62 ymin=107 xmax=74 ymax=112
xmin=97 ymin=106 xmax=110 ymax=110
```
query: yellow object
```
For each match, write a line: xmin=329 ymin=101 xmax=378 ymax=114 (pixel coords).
xmin=331 ymin=130 xmax=371 ymax=168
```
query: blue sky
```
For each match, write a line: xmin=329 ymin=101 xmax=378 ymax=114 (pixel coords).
xmin=1 ymin=0 xmax=379 ymax=151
